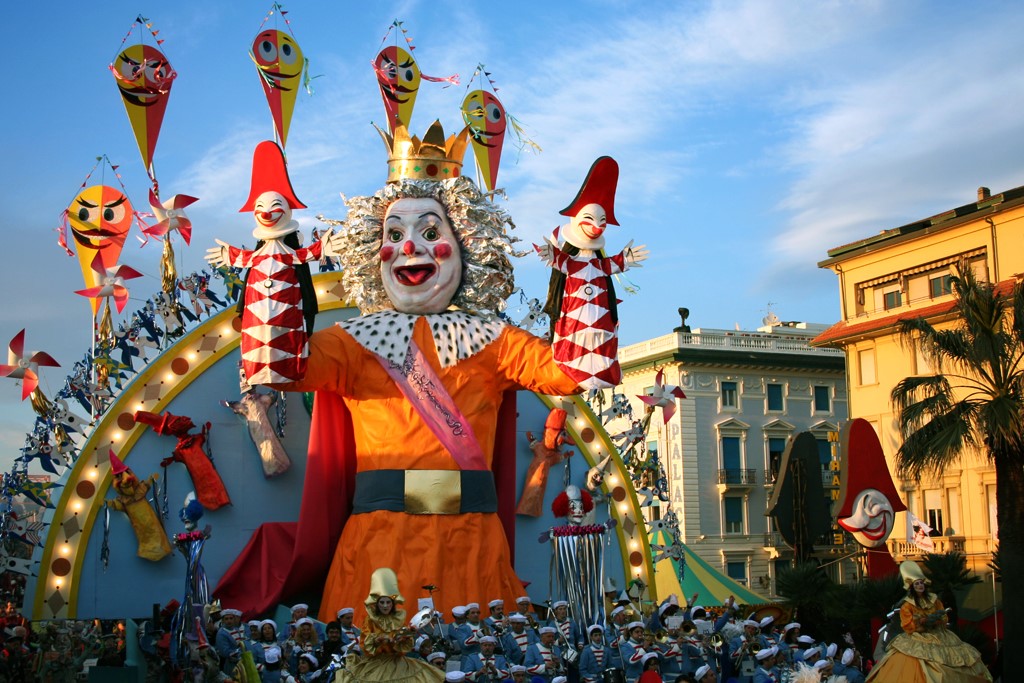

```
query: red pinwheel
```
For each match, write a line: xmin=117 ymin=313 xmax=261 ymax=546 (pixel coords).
xmin=637 ymin=369 xmax=687 ymax=424
xmin=74 ymin=253 xmax=144 ymax=313
xmin=146 ymin=189 xmax=199 ymax=245
xmin=0 ymin=329 xmax=60 ymax=400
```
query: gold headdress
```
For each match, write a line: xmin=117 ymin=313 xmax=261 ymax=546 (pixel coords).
xmin=375 ymin=120 xmax=470 ymax=184
xmin=364 ymin=567 xmax=405 ymax=606
xmin=899 ymin=560 xmax=929 ymax=589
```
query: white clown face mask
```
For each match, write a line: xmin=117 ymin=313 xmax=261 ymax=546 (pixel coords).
xmin=563 ymin=202 xmax=608 ymax=251
xmin=838 ymin=488 xmax=896 ymax=547
xmin=252 ymin=191 xmax=297 ymax=240
xmin=380 ymin=197 xmax=462 ymax=314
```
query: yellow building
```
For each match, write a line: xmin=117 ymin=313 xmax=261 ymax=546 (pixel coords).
xmin=814 ymin=185 xmax=1024 ymax=573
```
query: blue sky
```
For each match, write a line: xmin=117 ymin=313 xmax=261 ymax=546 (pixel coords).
xmin=3 ymin=0 xmax=1024 ymax=465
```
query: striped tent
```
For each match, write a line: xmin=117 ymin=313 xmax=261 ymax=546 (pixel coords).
xmin=651 ymin=535 xmax=767 ymax=607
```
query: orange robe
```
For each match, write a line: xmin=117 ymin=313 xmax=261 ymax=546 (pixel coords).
xmin=286 ymin=316 xmax=578 ymax=624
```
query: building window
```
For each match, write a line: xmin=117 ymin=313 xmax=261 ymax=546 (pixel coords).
xmin=768 ymin=437 xmax=787 ymax=484
xmin=726 ymin=561 xmax=747 ymax=585
xmin=816 ymin=438 xmax=832 ymax=474
xmin=723 ymin=496 xmax=744 ymax=534
xmin=929 ymin=274 xmax=952 ymax=298
xmin=858 ymin=349 xmax=876 ymax=385
xmin=766 ymin=383 xmax=784 ymax=412
xmin=721 ymin=381 xmax=738 ymax=409
xmin=883 ymin=287 xmax=903 ymax=310
xmin=813 ymin=385 xmax=831 ymax=412
xmin=722 ymin=436 xmax=741 ymax=481
xmin=924 ymin=489 xmax=943 ymax=537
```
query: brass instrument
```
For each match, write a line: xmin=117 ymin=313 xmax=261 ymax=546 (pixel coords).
xmin=681 ymin=621 xmax=698 ymax=637
xmin=707 ymin=633 xmax=725 ymax=654
xmin=749 ymin=642 xmax=762 ymax=656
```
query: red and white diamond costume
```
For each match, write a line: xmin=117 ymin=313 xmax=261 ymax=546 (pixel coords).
xmin=547 ymin=243 xmax=627 ymax=389
xmin=227 ymin=239 xmax=323 ymax=384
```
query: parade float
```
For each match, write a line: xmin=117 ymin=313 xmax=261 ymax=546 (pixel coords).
xmin=0 ymin=9 xmax=765 ymax=636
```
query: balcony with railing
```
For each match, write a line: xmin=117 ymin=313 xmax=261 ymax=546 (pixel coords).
xmin=888 ymin=536 xmax=966 ymax=559
xmin=717 ymin=468 xmax=756 ymax=494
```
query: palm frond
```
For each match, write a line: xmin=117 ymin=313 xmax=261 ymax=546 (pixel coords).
xmin=895 ymin=401 xmax=979 ymax=479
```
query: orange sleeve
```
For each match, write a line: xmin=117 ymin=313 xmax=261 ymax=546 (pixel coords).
xmin=270 ymin=326 xmax=355 ymax=395
xmin=495 ymin=325 xmax=580 ymax=395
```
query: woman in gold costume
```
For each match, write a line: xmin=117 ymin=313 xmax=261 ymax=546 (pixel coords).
xmin=867 ymin=561 xmax=991 ymax=682
xmin=336 ymin=568 xmax=443 ymax=683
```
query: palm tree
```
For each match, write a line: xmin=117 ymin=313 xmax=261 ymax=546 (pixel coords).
xmin=922 ymin=552 xmax=981 ymax=634
xmin=891 ymin=265 xmax=1024 ymax=669
xmin=776 ymin=562 xmax=835 ymax=637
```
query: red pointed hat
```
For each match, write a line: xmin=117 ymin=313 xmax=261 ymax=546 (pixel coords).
xmin=835 ymin=418 xmax=907 ymax=518
xmin=559 ymin=156 xmax=619 ymax=226
xmin=109 ymin=449 xmax=129 ymax=475
xmin=239 ymin=141 xmax=307 ymax=212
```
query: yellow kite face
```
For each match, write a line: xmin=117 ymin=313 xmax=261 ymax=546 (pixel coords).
xmin=252 ymin=30 xmax=304 ymax=146
xmin=252 ymin=30 xmax=304 ymax=91
xmin=374 ymin=46 xmax=420 ymax=130
xmin=112 ymin=44 xmax=174 ymax=170
xmin=67 ymin=186 xmax=134 ymax=313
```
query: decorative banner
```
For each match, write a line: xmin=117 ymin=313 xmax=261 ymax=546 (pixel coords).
xmin=250 ymin=28 xmax=306 ymax=147
xmin=63 ymin=186 xmax=135 ymax=314
xmin=111 ymin=44 xmax=175 ymax=180
xmin=461 ymin=88 xmax=506 ymax=192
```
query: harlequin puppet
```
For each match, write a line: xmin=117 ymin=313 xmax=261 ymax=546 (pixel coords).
xmin=205 ymin=141 xmax=339 ymax=384
xmin=538 ymin=157 xmax=649 ymax=390
xmin=214 ymin=121 xmax=580 ymax=622
xmin=105 ymin=451 xmax=172 ymax=562
xmin=134 ymin=410 xmax=230 ymax=510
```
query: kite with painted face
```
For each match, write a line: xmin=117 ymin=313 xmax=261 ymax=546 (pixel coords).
xmin=65 ymin=186 xmax=135 ymax=314
xmin=461 ymin=89 xmax=506 ymax=192
xmin=537 ymin=157 xmax=649 ymax=389
xmin=112 ymin=44 xmax=175 ymax=174
xmin=205 ymin=141 xmax=337 ymax=384
xmin=251 ymin=29 xmax=305 ymax=147
xmin=374 ymin=46 xmax=420 ymax=134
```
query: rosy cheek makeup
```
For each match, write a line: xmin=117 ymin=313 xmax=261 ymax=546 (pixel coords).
xmin=379 ymin=245 xmax=395 ymax=262
xmin=433 ymin=242 xmax=452 ymax=259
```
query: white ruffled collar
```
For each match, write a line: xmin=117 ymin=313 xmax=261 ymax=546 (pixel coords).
xmin=338 ymin=309 xmax=505 ymax=368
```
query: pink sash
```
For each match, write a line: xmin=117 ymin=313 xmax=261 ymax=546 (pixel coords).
xmin=377 ymin=341 xmax=488 ymax=471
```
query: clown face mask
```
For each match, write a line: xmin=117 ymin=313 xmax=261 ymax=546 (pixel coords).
xmin=563 ymin=202 xmax=608 ymax=251
xmin=251 ymin=191 xmax=297 ymax=240
xmin=380 ymin=198 xmax=461 ymax=314
xmin=838 ymin=488 xmax=896 ymax=547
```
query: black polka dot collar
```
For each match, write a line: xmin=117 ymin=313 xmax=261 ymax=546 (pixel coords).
xmin=337 ymin=310 xmax=505 ymax=368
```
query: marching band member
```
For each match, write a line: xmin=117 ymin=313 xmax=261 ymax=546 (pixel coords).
xmin=484 ymin=600 xmax=506 ymax=634
xmin=410 ymin=634 xmax=433 ymax=660
xmin=606 ymin=605 xmax=628 ymax=670
xmin=729 ymin=619 xmax=767 ymax=683
xmin=215 ymin=609 xmax=244 ymax=674
xmin=427 ymin=651 xmax=448 ymax=671
xmin=515 ymin=597 xmax=540 ymax=631
xmin=318 ymin=621 xmax=345 ymax=664
xmin=336 ymin=607 xmax=361 ymax=653
xmin=454 ymin=603 xmax=488 ymax=657
xmin=833 ymin=647 xmax=865 ymax=683
xmin=508 ymin=664 xmax=529 ymax=682
xmin=578 ymin=624 xmax=608 ymax=683
xmin=449 ymin=606 xmax=468 ymax=657
xmin=759 ymin=617 xmax=778 ymax=648
xmin=547 ymin=601 xmax=583 ymax=652
xmin=694 ymin=663 xmax=718 ymax=682
xmin=524 ymin=626 xmax=563 ymax=682
xmin=619 ymin=621 xmax=649 ymax=683
xmin=752 ymin=645 xmax=780 ymax=683
xmin=461 ymin=635 xmax=509 ymax=682
xmin=501 ymin=614 xmax=538 ymax=665
xmin=638 ymin=651 xmax=662 ymax=683
xmin=780 ymin=622 xmax=801 ymax=665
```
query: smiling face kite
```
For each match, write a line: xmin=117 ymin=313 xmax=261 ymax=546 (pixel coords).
xmin=461 ymin=89 xmax=506 ymax=192
xmin=374 ymin=46 xmax=420 ymax=134
xmin=112 ymin=44 xmax=175 ymax=172
xmin=67 ymin=186 xmax=134 ymax=314
xmin=251 ymin=29 xmax=305 ymax=147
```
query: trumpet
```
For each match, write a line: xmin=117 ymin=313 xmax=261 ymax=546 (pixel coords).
xmin=681 ymin=621 xmax=698 ymax=637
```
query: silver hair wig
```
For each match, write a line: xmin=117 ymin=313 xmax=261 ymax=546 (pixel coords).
xmin=320 ymin=176 xmax=521 ymax=316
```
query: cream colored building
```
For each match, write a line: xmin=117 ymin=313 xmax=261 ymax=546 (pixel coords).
xmin=814 ymin=185 xmax=1024 ymax=573
xmin=614 ymin=318 xmax=853 ymax=597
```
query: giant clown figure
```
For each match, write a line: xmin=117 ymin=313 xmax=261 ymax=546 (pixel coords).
xmin=214 ymin=122 xmax=586 ymax=623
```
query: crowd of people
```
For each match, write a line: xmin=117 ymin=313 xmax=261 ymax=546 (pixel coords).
xmin=112 ymin=592 xmax=870 ymax=683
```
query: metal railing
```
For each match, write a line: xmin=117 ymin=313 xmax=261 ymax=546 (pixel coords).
xmin=718 ymin=468 xmax=756 ymax=485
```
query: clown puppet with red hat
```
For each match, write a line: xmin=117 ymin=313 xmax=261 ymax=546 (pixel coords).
xmin=537 ymin=157 xmax=650 ymax=391
xmin=206 ymin=141 xmax=342 ymax=384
